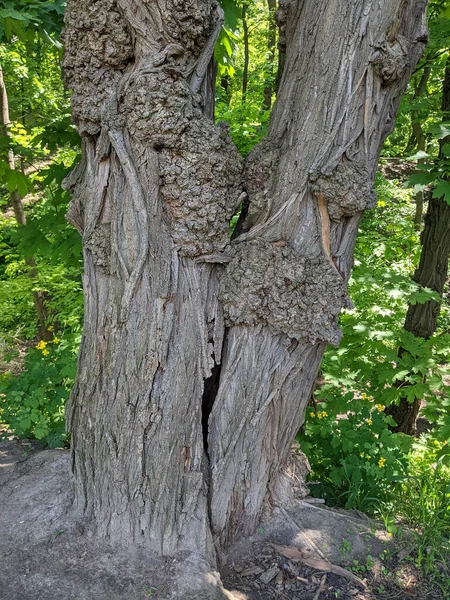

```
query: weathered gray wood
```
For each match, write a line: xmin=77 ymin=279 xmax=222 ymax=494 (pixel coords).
xmin=63 ymin=0 xmax=428 ymax=588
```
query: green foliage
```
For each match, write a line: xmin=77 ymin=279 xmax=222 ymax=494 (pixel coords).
xmin=0 ymin=2 xmax=82 ymax=447
xmin=302 ymin=172 xmax=450 ymax=590
xmin=215 ymin=0 xmax=276 ymax=155
xmin=407 ymin=127 xmax=450 ymax=204
xmin=383 ymin=3 xmax=450 ymax=157
xmin=384 ymin=439 xmax=450 ymax=593
xmin=0 ymin=0 xmax=65 ymax=44
xmin=0 ymin=332 xmax=79 ymax=447
xmin=301 ymin=400 xmax=412 ymax=511
xmin=302 ymin=175 xmax=450 ymax=502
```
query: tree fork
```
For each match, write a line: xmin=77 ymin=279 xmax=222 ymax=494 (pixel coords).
xmin=63 ymin=0 xmax=428 ymax=591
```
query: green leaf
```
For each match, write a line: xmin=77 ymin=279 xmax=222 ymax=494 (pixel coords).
xmin=431 ymin=179 xmax=450 ymax=204
xmin=427 ymin=122 xmax=450 ymax=140
xmin=218 ymin=0 xmax=240 ymax=30
xmin=3 ymin=168 xmax=33 ymax=196
xmin=407 ymin=172 xmax=437 ymax=190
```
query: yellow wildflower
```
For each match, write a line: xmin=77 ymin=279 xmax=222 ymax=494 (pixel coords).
xmin=53 ymin=337 xmax=60 ymax=344
xmin=376 ymin=404 xmax=384 ymax=411
xmin=366 ymin=418 xmax=373 ymax=425
xmin=378 ymin=457 xmax=386 ymax=468
xmin=317 ymin=411 xmax=328 ymax=419
xmin=378 ymin=200 xmax=386 ymax=207
xmin=36 ymin=341 xmax=47 ymax=350
xmin=47 ymin=325 xmax=53 ymax=332
xmin=309 ymin=412 xmax=316 ymax=418
xmin=42 ymin=349 xmax=50 ymax=356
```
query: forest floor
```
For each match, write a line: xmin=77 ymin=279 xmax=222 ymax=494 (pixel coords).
xmin=0 ymin=439 xmax=444 ymax=600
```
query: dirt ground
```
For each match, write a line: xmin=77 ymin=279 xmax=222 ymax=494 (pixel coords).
xmin=0 ymin=440 xmax=443 ymax=600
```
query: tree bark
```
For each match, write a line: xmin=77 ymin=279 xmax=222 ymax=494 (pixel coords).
xmin=62 ymin=0 xmax=428 ymax=591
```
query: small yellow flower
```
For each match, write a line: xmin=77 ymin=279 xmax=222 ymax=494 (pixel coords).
xmin=53 ymin=337 xmax=60 ymax=344
xmin=317 ymin=411 xmax=328 ymax=419
xmin=376 ymin=404 xmax=385 ymax=412
xmin=378 ymin=200 xmax=386 ymax=207
xmin=42 ymin=349 xmax=50 ymax=356
xmin=366 ymin=418 xmax=373 ymax=425
xmin=361 ymin=393 xmax=368 ymax=400
xmin=378 ymin=457 xmax=386 ymax=468
xmin=47 ymin=325 xmax=53 ymax=332
xmin=309 ymin=412 xmax=316 ymax=418
xmin=36 ymin=341 xmax=47 ymax=350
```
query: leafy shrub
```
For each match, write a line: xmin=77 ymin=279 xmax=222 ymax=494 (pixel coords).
xmin=301 ymin=397 xmax=412 ymax=511
xmin=0 ymin=332 xmax=79 ymax=447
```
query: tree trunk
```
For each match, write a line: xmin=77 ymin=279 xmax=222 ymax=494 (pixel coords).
xmin=386 ymin=195 xmax=450 ymax=433
xmin=62 ymin=0 xmax=428 ymax=591
xmin=0 ymin=64 xmax=52 ymax=342
xmin=387 ymin=59 xmax=450 ymax=435
xmin=410 ymin=65 xmax=431 ymax=229
xmin=262 ymin=0 xmax=277 ymax=111
xmin=242 ymin=3 xmax=249 ymax=104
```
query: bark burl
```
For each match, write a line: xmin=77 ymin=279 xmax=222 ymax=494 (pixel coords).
xmin=62 ymin=0 xmax=428 ymax=594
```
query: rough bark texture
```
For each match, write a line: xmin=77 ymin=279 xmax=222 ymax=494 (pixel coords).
xmin=63 ymin=0 xmax=428 ymax=585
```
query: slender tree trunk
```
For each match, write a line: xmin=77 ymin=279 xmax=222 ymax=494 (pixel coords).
xmin=386 ymin=195 xmax=450 ymax=433
xmin=220 ymin=75 xmax=231 ymax=105
xmin=411 ymin=65 xmax=431 ymax=228
xmin=0 ymin=64 xmax=51 ymax=341
xmin=262 ymin=0 xmax=277 ymax=111
xmin=242 ymin=3 xmax=249 ymax=104
xmin=63 ymin=0 xmax=427 ymax=592
xmin=387 ymin=59 xmax=450 ymax=435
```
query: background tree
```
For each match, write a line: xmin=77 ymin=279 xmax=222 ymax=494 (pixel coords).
xmin=387 ymin=57 xmax=450 ymax=434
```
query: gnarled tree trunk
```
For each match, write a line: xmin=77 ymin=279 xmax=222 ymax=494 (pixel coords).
xmin=62 ymin=0 xmax=428 ymax=593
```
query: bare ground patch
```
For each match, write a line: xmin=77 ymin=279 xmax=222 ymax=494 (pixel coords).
xmin=0 ymin=441 xmax=443 ymax=600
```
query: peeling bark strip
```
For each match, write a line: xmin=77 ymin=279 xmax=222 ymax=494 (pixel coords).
xmin=63 ymin=0 xmax=428 ymax=582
